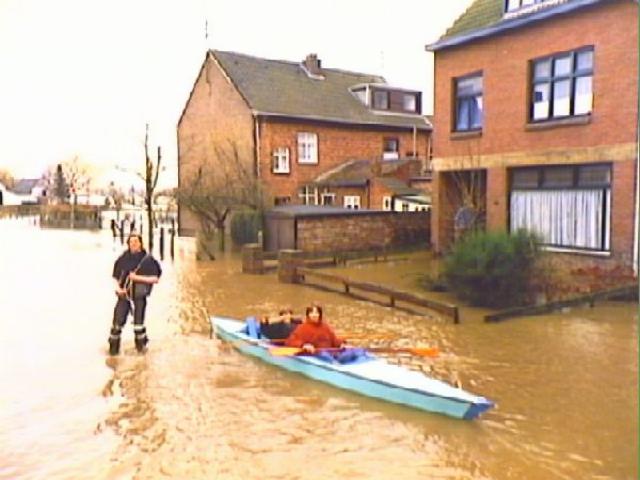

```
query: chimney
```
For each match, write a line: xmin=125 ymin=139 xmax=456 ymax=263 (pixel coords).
xmin=303 ymin=53 xmax=322 ymax=77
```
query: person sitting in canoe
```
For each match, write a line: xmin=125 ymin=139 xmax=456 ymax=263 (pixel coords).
xmin=259 ymin=309 xmax=302 ymax=341
xmin=284 ymin=305 xmax=345 ymax=353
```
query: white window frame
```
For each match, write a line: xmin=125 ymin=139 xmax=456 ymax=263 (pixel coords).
xmin=272 ymin=147 xmax=290 ymax=174
xmin=343 ymin=195 xmax=361 ymax=210
xmin=299 ymin=185 xmax=318 ymax=206
xmin=297 ymin=132 xmax=318 ymax=164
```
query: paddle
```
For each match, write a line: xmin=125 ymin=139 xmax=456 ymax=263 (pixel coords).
xmin=269 ymin=346 xmax=439 ymax=358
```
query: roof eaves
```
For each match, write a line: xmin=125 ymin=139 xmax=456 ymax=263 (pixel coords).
xmin=254 ymin=111 xmax=432 ymax=130
xmin=427 ymin=0 xmax=607 ymax=52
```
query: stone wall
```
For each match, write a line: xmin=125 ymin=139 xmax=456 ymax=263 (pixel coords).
xmin=296 ymin=211 xmax=429 ymax=253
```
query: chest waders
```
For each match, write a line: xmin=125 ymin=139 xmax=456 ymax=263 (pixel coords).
xmin=108 ymin=255 xmax=151 ymax=355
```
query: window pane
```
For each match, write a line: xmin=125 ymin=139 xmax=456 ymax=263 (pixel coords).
xmin=576 ymin=50 xmax=593 ymax=72
xmin=403 ymin=94 xmax=416 ymax=112
xmin=470 ymin=97 xmax=483 ymax=129
xmin=553 ymin=55 xmax=572 ymax=76
xmin=534 ymin=59 xmax=551 ymax=79
xmin=512 ymin=169 xmax=540 ymax=189
xmin=384 ymin=138 xmax=399 ymax=152
xmin=507 ymin=0 xmax=520 ymax=11
xmin=456 ymin=99 xmax=470 ymax=131
xmin=578 ymin=165 xmax=610 ymax=186
xmin=457 ymin=76 xmax=482 ymax=96
xmin=552 ymin=79 xmax=571 ymax=117
xmin=533 ymin=83 xmax=550 ymax=120
xmin=574 ymin=76 xmax=593 ymax=115
xmin=542 ymin=167 xmax=573 ymax=187
xmin=373 ymin=91 xmax=389 ymax=109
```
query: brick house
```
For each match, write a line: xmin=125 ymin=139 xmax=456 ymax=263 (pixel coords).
xmin=427 ymin=0 xmax=638 ymax=271
xmin=177 ymin=50 xmax=432 ymax=235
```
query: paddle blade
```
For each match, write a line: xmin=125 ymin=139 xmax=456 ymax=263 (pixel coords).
xmin=408 ymin=346 xmax=440 ymax=357
xmin=269 ymin=347 xmax=302 ymax=356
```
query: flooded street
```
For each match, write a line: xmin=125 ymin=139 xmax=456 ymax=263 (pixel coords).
xmin=0 ymin=218 xmax=637 ymax=480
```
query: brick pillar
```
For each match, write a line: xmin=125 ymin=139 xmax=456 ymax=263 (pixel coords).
xmin=242 ymin=243 xmax=264 ymax=274
xmin=486 ymin=167 xmax=508 ymax=232
xmin=278 ymin=249 xmax=304 ymax=283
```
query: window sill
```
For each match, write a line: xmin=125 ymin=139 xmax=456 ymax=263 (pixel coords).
xmin=525 ymin=115 xmax=591 ymax=131
xmin=450 ymin=130 xmax=482 ymax=141
xmin=272 ymin=171 xmax=290 ymax=175
xmin=542 ymin=246 xmax=611 ymax=257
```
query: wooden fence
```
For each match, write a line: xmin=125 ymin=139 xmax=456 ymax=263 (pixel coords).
xmin=297 ymin=267 xmax=459 ymax=323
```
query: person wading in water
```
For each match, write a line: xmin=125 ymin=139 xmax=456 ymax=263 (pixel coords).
xmin=108 ymin=233 xmax=162 ymax=355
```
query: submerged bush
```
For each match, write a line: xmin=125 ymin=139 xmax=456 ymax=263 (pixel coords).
xmin=230 ymin=210 xmax=263 ymax=246
xmin=443 ymin=230 xmax=540 ymax=308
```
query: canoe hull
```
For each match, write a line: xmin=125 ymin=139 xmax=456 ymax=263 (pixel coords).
xmin=212 ymin=316 xmax=494 ymax=420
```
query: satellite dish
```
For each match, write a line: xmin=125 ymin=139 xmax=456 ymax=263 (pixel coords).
xmin=454 ymin=206 xmax=478 ymax=229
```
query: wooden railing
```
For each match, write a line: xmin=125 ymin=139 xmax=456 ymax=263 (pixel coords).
xmin=297 ymin=267 xmax=459 ymax=323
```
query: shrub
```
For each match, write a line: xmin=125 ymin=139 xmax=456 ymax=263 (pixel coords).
xmin=230 ymin=210 xmax=263 ymax=246
xmin=443 ymin=229 xmax=540 ymax=308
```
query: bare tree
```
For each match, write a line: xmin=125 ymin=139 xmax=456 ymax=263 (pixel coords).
xmin=43 ymin=156 xmax=94 ymax=205
xmin=143 ymin=123 xmax=162 ymax=251
xmin=443 ymin=144 xmax=486 ymax=243
xmin=0 ymin=168 xmax=15 ymax=189
xmin=176 ymin=140 xmax=267 ymax=259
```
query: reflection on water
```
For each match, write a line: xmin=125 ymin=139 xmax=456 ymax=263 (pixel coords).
xmin=0 ymin=217 xmax=637 ymax=480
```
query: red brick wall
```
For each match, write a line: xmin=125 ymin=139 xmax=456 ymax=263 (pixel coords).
xmin=177 ymin=53 xmax=256 ymax=235
xmin=431 ymin=1 xmax=638 ymax=266
xmin=433 ymin=1 xmax=638 ymax=156
xmin=258 ymin=119 xmax=429 ymax=201
xmin=296 ymin=211 xmax=430 ymax=252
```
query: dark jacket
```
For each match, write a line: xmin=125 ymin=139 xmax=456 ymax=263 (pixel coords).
xmin=112 ymin=250 xmax=162 ymax=293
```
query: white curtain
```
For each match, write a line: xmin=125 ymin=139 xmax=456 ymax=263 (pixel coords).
xmin=510 ymin=189 xmax=608 ymax=250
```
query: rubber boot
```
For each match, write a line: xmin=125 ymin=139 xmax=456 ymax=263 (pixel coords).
xmin=108 ymin=327 xmax=121 ymax=356
xmin=108 ymin=336 xmax=121 ymax=356
xmin=134 ymin=325 xmax=148 ymax=353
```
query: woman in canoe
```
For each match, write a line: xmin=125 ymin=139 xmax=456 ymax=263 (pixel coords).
xmin=284 ymin=304 xmax=345 ymax=353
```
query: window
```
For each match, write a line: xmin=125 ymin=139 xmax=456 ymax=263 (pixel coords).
xmin=401 ymin=203 xmax=409 ymax=212
xmin=455 ymin=74 xmax=483 ymax=131
xmin=353 ymin=88 xmax=367 ymax=105
xmin=505 ymin=0 xmax=546 ymax=12
xmin=320 ymin=191 xmax=336 ymax=206
xmin=298 ymin=185 xmax=317 ymax=205
xmin=383 ymin=138 xmax=399 ymax=160
xmin=510 ymin=164 xmax=611 ymax=251
xmin=272 ymin=147 xmax=290 ymax=174
xmin=531 ymin=47 xmax=593 ymax=121
xmin=373 ymin=90 xmax=389 ymax=110
xmin=274 ymin=196 xmax=291 ymax=206
xmin=343 ymin=195 xmax=360 ymax=209
xmin=382 ymin=196 xmax=392 ymax=211
xmin=402 ymin=94 xmax=417 ymax=112
xmin=297 ymin=132 xmax=318 ymax=164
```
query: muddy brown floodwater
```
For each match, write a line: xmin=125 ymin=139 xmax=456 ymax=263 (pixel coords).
xmin=0 ymin=218 xmax=637 ymax=479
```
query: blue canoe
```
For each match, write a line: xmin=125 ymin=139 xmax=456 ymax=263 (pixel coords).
xmin=211 ymin=316 xmax=494 ymax=420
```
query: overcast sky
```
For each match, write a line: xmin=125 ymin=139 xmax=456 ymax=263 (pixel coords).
xmin=0 ymin=0 xmax=473 ymax=187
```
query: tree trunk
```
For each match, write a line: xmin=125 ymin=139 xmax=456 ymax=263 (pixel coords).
xmin=196 ymin=230 xmax=216 ymax=260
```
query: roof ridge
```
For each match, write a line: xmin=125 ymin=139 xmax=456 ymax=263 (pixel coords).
xmin=211 ymin=49 xmax=384 ymax=80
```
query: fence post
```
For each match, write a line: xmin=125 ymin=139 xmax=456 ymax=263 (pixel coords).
xmin=278 ymin=249 xmax=304 ymax=283
xmin=159 ymin=227 xmax=165 ymax=260
xmin=242 ymin=243 xmax=264 ymax=274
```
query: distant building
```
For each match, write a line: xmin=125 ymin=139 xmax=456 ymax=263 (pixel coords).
xmin=427 ymin=0 xmax=638 ymax=271
xmin=177 ymin=50 xmax=432 ymax=235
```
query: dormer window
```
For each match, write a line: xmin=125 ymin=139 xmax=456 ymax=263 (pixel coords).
xmin=402 ymin=93 xmax=417 ymax=113
xmin=505 ymin=0 xmax=562 ymax=14
xmin=352 ymin=87 xmax=367 ymax=105
xmin=373 ymin=90 xmax=390 ymax=110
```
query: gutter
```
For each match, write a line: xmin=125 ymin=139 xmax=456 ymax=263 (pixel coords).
xmin=427 ymin=0 xmax=606 ymax=52
xmin=253 ymin=110 xmax=431 ymax=131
